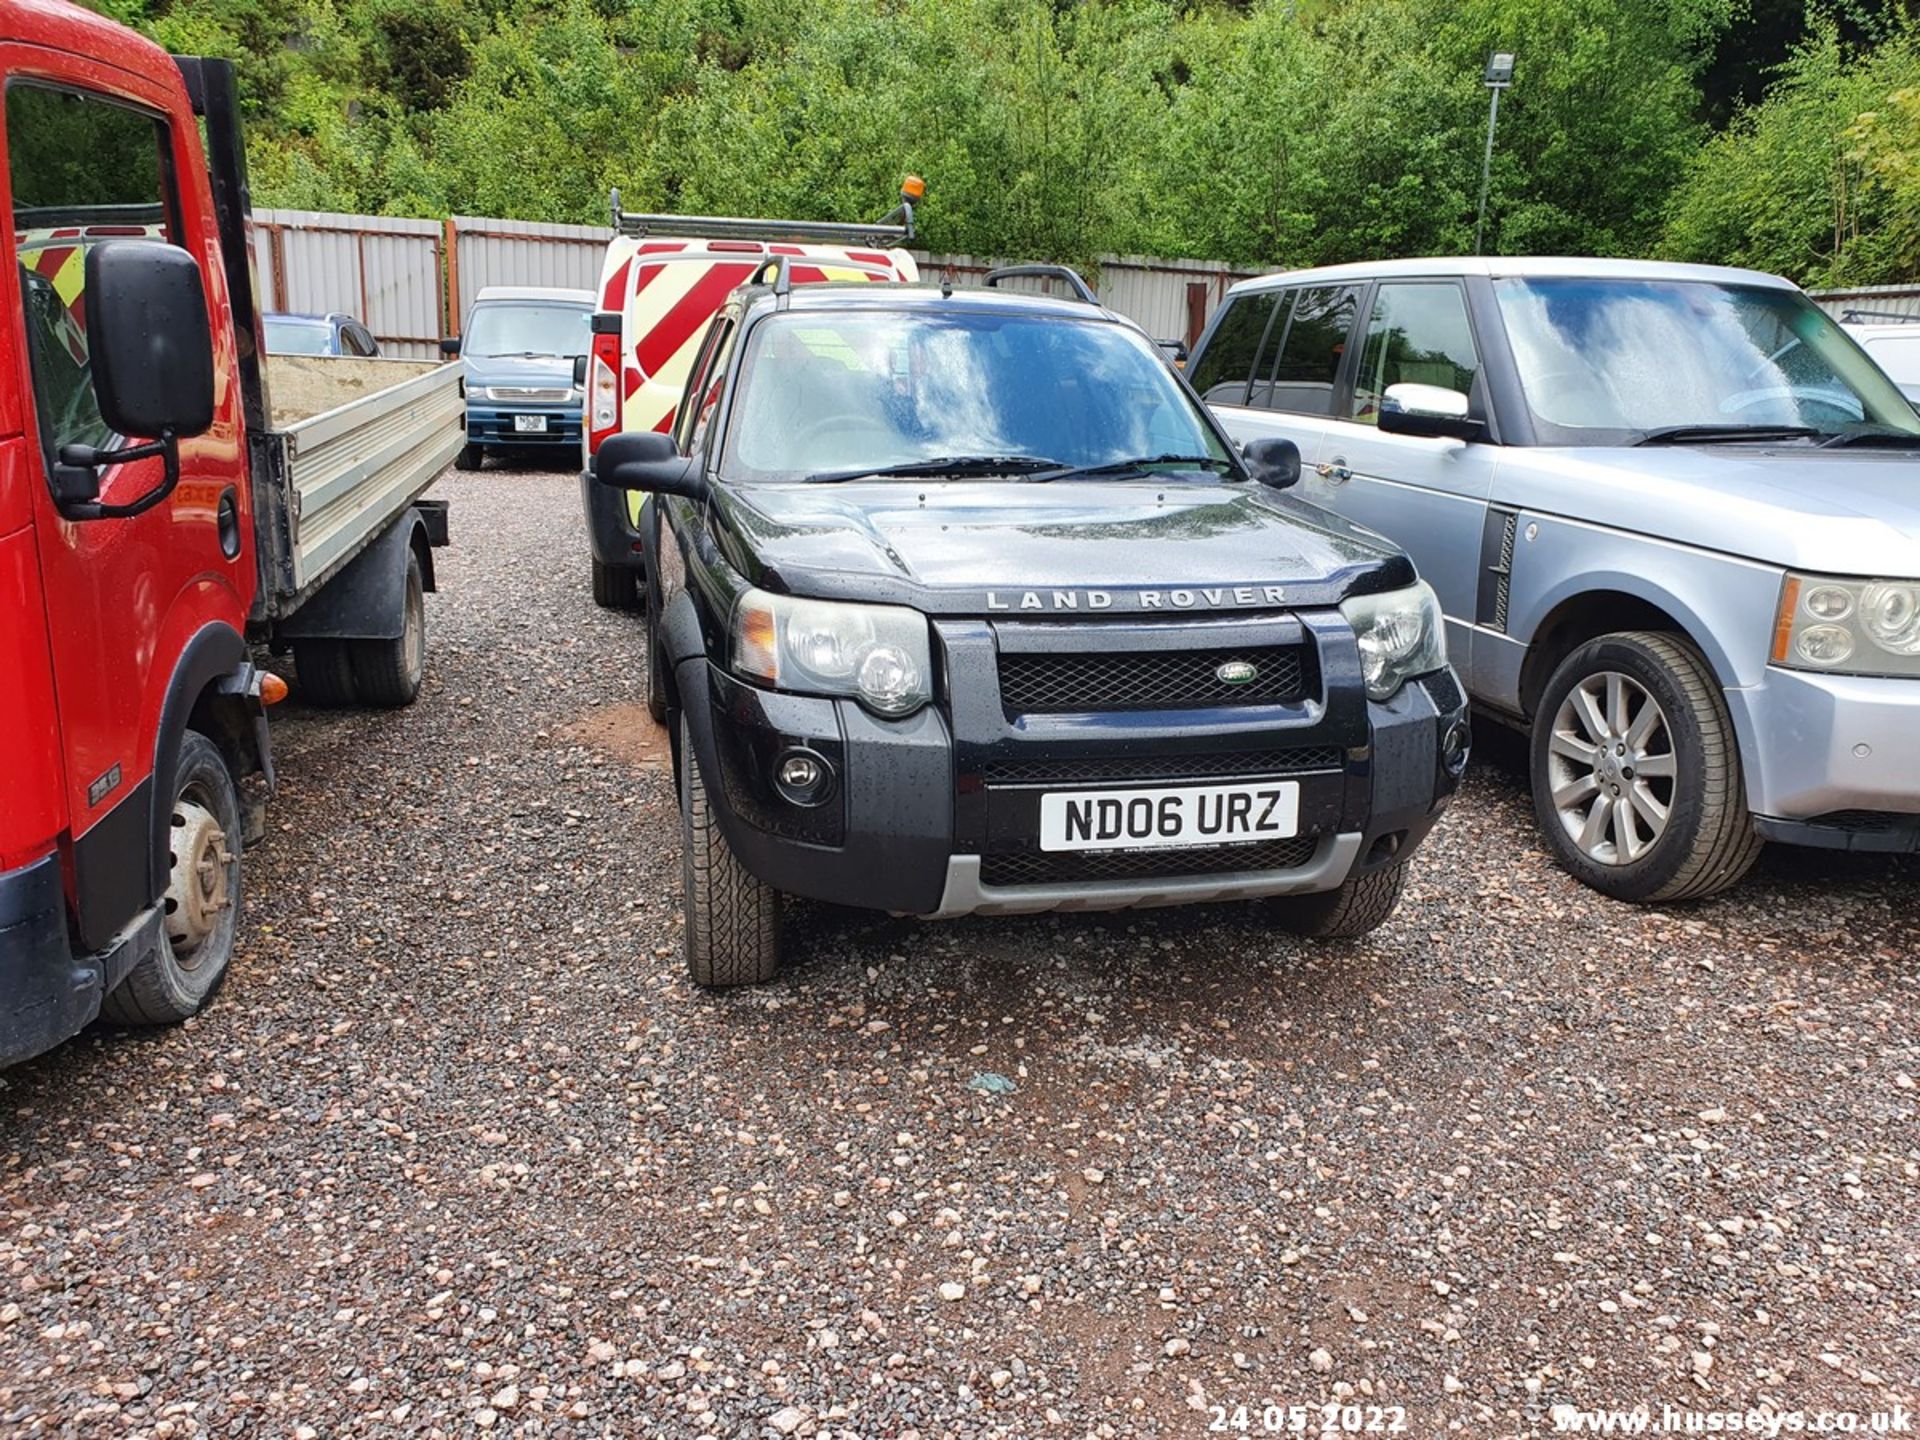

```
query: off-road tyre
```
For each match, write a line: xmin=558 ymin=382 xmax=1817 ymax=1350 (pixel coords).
xmin=592 ymin=558 xmax=640 ymax=610
xmin=1273 ymin=859 xmax=1406 ymax=938
xmin=680 ymin=712 xmax=781 ymax=987
xmin=350 ymin=552 xmax=426 ymax=708
xmin=453 ymin=443 xmax=483 ymax=471
xmin=101 ymin=731 xmax=243 ymax=1025
xmin=294 ymin=639 xmax=357 ymax=707
xmin=645 ymin=625 xmax=669 ymax=724
xmin=1530 ymin=631 xmax=1762 ymax=903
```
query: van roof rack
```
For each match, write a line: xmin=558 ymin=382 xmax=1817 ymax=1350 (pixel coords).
xmin=611 ymin=178 xmax=923 ymax=247
xmin=982 ymin=264 xmax=1099 ymax=306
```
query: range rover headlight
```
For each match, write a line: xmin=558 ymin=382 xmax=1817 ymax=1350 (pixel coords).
xmin=731 ymin=588 xmax=932 ymax=716
xmin=1340 ymin=580 xmax=1447 ymax=701
xmin=1774 ymin=573 xmax=1920 ymax=675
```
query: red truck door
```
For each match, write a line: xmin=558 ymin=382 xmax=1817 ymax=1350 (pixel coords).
xmin=1 ymin=46 xmax=250 ymax=951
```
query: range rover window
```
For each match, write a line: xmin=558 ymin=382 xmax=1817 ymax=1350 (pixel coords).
xmin=1259 ymin=285 xmax=1358 ymax=417
xmin=1350 ymin=282 xmax=1479 ymax=425
xmin=725 ymin=311 xmax=1230 ymax=482
xmin=1188 ymin=291 xmax=1280 ymax=405
xmin=1495 ymin=277 xmax=1920 ymax=444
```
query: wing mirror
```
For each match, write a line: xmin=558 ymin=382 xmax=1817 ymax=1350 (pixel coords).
xmin=440 ymin=335 xmax=462 ymax=356
xmin=594 ymin=430 xmax=705 ymax=499
xmin=1155 ymin=337 xmax=1189 ymax=367
xmin=1241 ymin=436 xmax=1301 ymax=490
xmin=572 ymin=354 xmax=589 ymax=386
xmin=1378 ymin=383 xmax=1483 ymax=441
xmin=50 ymin=241 xmax=215 ymax=521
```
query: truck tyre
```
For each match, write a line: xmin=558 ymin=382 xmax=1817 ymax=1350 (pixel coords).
xmin=350 ymin=552 xmax=427 ymax=708
xmin=102 ymin=731 xmax=243 ymax=1026
xmin=680 ymin=712 xmax=781 ymax=987
xmin=454 ymin=443 xmax=483 ymax=471
xmin=1272 ymin=860 xmax=1406 ymax=939
xmin=294 ymin=639 xmax=357 ymax=706
xmin=1531 ymin=631 xmax=1762 ymax=903
xmin=592 ymin=558 xmax=639 ymax=611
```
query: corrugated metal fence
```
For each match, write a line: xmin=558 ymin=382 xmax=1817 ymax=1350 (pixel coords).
xmin=247 ymin=207 xmax=1257 ymax=355
xmin=1809 ymin=284 xmax=1920 ymax=324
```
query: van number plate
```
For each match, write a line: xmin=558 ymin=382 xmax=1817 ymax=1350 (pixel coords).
xmin=1038 ymin=781 xmax=1300 ymax=852
xmin=513 ymin=414 xmax=548 ymax=433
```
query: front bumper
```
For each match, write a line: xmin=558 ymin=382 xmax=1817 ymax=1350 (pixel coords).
xmin=467 ymin=403 xmax=582 ymax=449
xmin=677 ymin=610 xmax=1469 ymax=918
xmin=1 ymin=853 xmax=94 ymax=1068
xmin=1733 ymin=666 xmax=1920 ymax=846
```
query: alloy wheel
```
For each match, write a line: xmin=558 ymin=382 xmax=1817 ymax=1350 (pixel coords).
xmin=1544 ymin=670 xmax=1677 ymax=866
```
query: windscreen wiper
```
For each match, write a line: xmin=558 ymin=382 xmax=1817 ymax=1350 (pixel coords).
xmin=1632 ymin=424 xmax=1821 ymax=447
xmin=1817 ymin=426 xmax=1920 ymax=449
xmin=1029 ymin=453 xmax=1236 ymax=483
xmin=804 ymin=455 xmax=1066 ymax=483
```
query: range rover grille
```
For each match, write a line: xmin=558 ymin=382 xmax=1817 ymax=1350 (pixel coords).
xmin=998 ymin=646 xmax=1308 ymax=712
xmin=979 ymin=834 xmax=1318 ymax=887
xmin=981 ymin=746 xmax=1343 ymax=787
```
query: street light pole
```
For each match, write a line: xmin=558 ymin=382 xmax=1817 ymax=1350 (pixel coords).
xmin=1475 ymin=50 xmax=1514 ymax=256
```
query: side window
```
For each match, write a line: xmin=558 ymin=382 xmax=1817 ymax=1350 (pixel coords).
xmin=1188 ymin=292 xmax=1279 ymax=405
xmin=1261 ymin=285 xmax=1359 ymax=417
xmin=1349 ymin=282 xmax=1479 ymax=426
xmin=687 ymin=320 xmax=737 ymax=454
xmin=6 ymin=84 xmax=178 ymax=464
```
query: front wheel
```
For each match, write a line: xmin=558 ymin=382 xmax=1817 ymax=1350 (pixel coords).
xmin=1530 ymin=631 xmax=1762 ymax=902
xmin=453 ymin=443 xmax=483 ymax=471
xmin=680 ymin=713 xmax=781 ymax=987
xmin=1269 ymin=860 xmax=1406 ymax=939
xmin=101 ymin=731 xmax=243 ymax=1026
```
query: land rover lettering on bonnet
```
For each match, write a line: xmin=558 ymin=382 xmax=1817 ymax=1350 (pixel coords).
xmin=595 ymin=260 xmax=1470 ymax=986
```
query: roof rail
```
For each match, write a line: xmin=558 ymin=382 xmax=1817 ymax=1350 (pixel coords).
xmin=610 ymin=177 xmax=924 ymax=246
xmin=746 ymin=254 xmax=906 ymax=303
xmin=1839 ymin=306 xmax=1920 ymax=325
xmin=982 ymin=264 xmax=1099 ymax=306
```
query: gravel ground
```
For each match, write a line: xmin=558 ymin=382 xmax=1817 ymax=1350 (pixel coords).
xmin=3 ymin=463 xmax=1916 ymax=1440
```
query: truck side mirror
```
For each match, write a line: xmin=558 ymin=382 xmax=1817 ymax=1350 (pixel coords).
xmin=572 ymin=354 xmax=589 ymax=387
xmin=1378 ymin=383 xmax=1483 ymax=441
xmin=50 ymin=241 xmax=215 ymax=521
xmin=440 ymin=336 xmax=462 ymax=356
xmin=1241 ymin=436 xmax=1301 ymax=490
xmin=595 ymin=430 xmax=705 ymax=499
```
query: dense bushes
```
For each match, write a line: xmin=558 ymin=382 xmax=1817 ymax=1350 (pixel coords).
xmin=92 ymin=0 xmax=1920 ymax=285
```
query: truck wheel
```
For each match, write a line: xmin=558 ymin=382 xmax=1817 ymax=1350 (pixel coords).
xmin=454 ymin=443 xmax=483 ymax=471
xmin=1531 ymin=631 xmax=1762 ymax=902
xmin=350 ymin=552 xmax=427 ymax=708
xmin=1272 ymin=860 xmax=1406 ymax=939
xmin=679 ymin=713 xmax=781 ymax=987
xmin=294 ymin=640 xmax=357 ymax=706
xmin=592 ymin=558 xmax=639 ymax=610
xmin=101 ymin=732 xmax=243 ymax=1026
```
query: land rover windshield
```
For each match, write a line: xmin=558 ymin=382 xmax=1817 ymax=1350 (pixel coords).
xmin=1494 ymin=277 xmax=1920 ymax=446
xmin=723 ymin=310 xmax=1230 ymax=482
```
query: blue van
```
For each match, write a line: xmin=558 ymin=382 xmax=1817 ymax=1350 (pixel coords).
xmin=447 ymin=286 xmax=592 ymax=469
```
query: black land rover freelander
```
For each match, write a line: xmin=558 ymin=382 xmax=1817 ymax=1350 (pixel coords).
xmin=592 ymin=264 xmax=1471 ymax=985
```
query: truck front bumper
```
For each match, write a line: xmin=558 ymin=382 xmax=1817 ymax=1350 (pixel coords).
xmin=0 ymin=854 xmax=95 ymax=1068
xmin=1734 ymin=666 xmax=1920 ymax=851
xmin=676 ymin=611 xmax=1469 ymax=918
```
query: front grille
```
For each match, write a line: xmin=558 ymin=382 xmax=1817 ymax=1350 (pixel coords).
xmin=980 ymin=834 xmax=1318 ymax=887
xmin=998 ymin=646 xmax=1307 ymax=712
xmin=486 ymin=386 xmax=573 ymax=402
xmin=982 ymin=746 xmax=1343 ymax=786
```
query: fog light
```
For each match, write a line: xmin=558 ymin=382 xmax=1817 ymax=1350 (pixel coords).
xmin=1442 ymin=720 xmax=1472 ymax=775
xmin=773 ymin=748 xmax=834 ymax=806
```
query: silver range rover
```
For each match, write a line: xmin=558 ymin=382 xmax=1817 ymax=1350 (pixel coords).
xmin=1189 ymin=255 xmax=1920 ymax=902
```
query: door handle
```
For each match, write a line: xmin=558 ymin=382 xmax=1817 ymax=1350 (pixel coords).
xmin=1316 ymin=457 xmax=1352 ymax=484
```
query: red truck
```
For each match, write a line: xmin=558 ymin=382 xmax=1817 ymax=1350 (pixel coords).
xmin=0 ymin=0 xmax=462 ymax=1066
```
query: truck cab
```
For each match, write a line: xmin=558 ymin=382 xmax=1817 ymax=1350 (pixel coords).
xmin=0 ymin=0 xmax=457 ymax=1066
